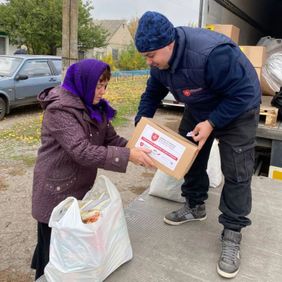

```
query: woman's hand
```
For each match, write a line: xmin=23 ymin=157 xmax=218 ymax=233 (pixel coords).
xmin=129 ymin=147 xmax=156 ymax=168
xmin=192 ymin=120 xmax=214 ymax=151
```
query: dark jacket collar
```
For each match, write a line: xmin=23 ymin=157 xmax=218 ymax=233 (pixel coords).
xmin=169 ymin=27 xmax=186 ymax=74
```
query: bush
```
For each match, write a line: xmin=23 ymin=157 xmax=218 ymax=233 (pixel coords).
xmin=101 ymin=54 xmax=117 ymax=71
xmin=117 ymin=43 xmax=147 ymax=70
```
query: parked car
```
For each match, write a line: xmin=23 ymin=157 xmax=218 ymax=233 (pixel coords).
xmin=161 ymin=92 xmax=184 ymax=108
xmin=0 ymin=55 xmax=62 ymax=120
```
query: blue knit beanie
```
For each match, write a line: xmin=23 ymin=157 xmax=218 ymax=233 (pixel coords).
xmin=135 ymin=11 xmax=176 ymax=52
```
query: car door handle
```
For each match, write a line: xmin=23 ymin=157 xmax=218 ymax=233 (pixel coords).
xmin=49 ymin=78 xmax=57 ymax=82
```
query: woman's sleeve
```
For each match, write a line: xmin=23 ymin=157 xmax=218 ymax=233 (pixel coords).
xmin=44 ymin=109 xmax=130 ymax=173
xmin=104 ymin=121 xmax=128 ymax=147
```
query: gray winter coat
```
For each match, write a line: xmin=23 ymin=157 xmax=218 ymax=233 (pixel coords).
xmin=32 ymin=86 xmax=130 ymax=223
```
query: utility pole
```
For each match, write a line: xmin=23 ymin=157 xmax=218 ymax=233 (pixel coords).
xmin=62 ymin=0 xmax=78 ymax=77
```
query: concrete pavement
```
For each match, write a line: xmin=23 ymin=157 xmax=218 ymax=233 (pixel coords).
xmin=37 ymin=176 xmax=282 ymax=281
xmin=106 ymin=176 xmax=282 ymax=282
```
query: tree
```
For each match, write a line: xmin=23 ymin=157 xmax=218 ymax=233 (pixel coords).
xmin=117 ymin=43 xmax=147 ymax=70
xmin=101 ymin=54 xmax=116 ymax=71
xmin=78 ymin=0 xmax=108 ymax=51
xmin=128 ymin=17 xmax=139 ymax=38
xmin=0 ymin=0 xmax=108 ymax=55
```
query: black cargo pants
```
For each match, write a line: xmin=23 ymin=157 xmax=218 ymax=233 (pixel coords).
xmin=179 ymin=106 xmax=259 ymax=231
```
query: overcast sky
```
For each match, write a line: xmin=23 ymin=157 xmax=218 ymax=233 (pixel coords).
xmin=91 ymin=0 xmax=201 ymax=26
xmin=0 ymin=0 xmax=201 ymax=27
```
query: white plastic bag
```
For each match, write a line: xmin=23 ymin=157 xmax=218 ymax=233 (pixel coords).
xmin=44 ymin=175 xmax=133 ymax=282
xmin=149 ymin=140 xmax=223 ymax=202
xmin=262 ymin=52 xmax=282 ymax=94
xmin=207 ymin=139 xmax=223 ymax=188
xmin=149 ymin=169 xmax=185 ymax=203
xmin=257 ymin=36 xmax=282 ymax=95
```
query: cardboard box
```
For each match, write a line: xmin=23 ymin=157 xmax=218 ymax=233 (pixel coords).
xmin=127 ymin=117 xmax=198 ymax=180
xmin=255 ymin=67 xmax=261 ymax=81
xmin=239 ymin=46 xmax=266 ymax=67
xmin=206 ymin=24 xmax=240 ymax=43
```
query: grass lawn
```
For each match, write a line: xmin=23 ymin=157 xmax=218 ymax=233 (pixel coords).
xmin=105 ymin=76 xmax=147 ymax=126
xmin=0 ymin=77 xmax=147 ymax=146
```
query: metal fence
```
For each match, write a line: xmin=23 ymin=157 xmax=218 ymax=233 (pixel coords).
xmin=111 ymin=70 xmax=150 ymax=81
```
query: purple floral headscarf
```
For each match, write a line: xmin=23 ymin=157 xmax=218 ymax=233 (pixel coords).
xmin=61 ymin=59 xmax=116 ymax=123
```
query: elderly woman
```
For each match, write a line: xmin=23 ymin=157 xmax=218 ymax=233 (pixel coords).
xmin=31 ymin=59 xmax=154 ymax=280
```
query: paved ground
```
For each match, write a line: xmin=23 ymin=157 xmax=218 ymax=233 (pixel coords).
xmin=36 ymin=175 xmax=282 ymax=282
xmin=105 ymin=176 xmax=282 ymax=282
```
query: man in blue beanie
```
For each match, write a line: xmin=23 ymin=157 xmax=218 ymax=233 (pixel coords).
xmin=134 ymin=11 xmax=260 ymax=279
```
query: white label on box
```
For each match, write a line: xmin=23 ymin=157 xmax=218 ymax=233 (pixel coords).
xmin=135 ymin=124 xmax=186 ymax=170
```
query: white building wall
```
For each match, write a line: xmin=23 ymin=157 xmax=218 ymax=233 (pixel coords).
xmin=92 ymin=24 xmax=133 ymax=60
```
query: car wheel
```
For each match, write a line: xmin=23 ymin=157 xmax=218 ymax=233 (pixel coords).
xmin=0 ymin=97 xmax=7 ymax=120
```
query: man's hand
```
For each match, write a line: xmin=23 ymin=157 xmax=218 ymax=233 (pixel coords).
xmin=129 ymin=147 xmax=156 ymax=168
xmin=192 ymin=120 xmax=214 ymax=151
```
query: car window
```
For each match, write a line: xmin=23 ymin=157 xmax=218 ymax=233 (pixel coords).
xmin=0 ymin=57 xmax=23 ymax=76
xmin=18 ymin=60 xmax=51 ymax=77
xmin=51 ymin=59 xmax=62 ymax=75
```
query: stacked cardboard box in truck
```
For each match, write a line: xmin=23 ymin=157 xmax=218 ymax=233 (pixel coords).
xmin=239 ymin=46 xmax=266 ymax=82
xmin=206 ymin=24 xmax=240 ymax=44
xmin=239 ymin=46 xmax=266 ymax=67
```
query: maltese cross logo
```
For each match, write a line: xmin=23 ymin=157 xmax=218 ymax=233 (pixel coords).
xmin=151 ymin=133 xmax=159 ymax=141
xmin=183 ymin=89 xmax=191 ymax=96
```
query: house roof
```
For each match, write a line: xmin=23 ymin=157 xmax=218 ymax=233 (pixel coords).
xmin=93 ymin=20 xmax=128 ymax=41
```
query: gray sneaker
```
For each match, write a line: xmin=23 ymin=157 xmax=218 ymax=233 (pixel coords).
xmin=164 ymin=202 xmax=207 ymax=225
xmin=217 ymin=229 xmax=242 ymax=278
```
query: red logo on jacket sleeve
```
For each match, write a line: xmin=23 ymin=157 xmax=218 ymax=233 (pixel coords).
xmin=183 ymin=89 xmax=191 ymax=96
xmin=151 ymin=133 xmax=159 ymax=141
